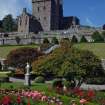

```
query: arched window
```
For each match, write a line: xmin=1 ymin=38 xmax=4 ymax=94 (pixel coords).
xmin=37 ymin=7 xmax=40 ymax=12
xmin=20 ymin=18 xmax=22 ymax=26
xmin=25 ymin=16 xmax=27 ymax=25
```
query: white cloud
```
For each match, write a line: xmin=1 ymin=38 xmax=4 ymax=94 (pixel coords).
xmin=86 ymin=17 xmax=94 ymax=26
xmin=0 ymin=0 xmax=31 ymax=20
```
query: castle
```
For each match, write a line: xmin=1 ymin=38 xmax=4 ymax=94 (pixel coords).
xmin=18 ymin=0 xmax=80 ymax=33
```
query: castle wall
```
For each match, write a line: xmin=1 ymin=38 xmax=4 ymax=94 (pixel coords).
xmin=18 ymin=12 xmax=30 ymax=33
xmin=18 ymin=0 xmax=80 ymax=32
xmin=32 ymin=0 xmax=52 ymax=31
xmin=32 ymin=0 xmax=63 ymax=31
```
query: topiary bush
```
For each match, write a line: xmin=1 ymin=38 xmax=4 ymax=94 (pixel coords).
xmin=34 ymin=76 xmax=45 ymax=83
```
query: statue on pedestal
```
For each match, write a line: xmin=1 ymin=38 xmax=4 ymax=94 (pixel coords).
xmin=24 ymin=62 xmax=31 ymax=86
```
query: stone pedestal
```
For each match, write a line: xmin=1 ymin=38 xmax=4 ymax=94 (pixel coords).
xmin=24 ymin=62 xmax=31 ymax=86
xmin=1 ymin=59 xmax=6 ymax=70
xmin=25 ymin=73 xmax=31 ymax=86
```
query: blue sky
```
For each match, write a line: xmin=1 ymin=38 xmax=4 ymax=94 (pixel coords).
xmin=0 ymin=0 xmax=105 ymax=27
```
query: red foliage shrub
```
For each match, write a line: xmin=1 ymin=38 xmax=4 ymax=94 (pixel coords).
xmin=7 ymin=47 xmax=43 ymax=69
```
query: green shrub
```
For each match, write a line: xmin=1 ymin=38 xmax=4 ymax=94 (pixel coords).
xmin=0 ymin=63 xmax=2 ymax=70
xmin=71 ymin=35 xmax=78 ymax=43
xmin=7 ymin=71 xmax=15 ymax=77
xmin=62 ymin=80 xmax=71 ymax=88
xmin=92 ymin=31 xmax=104 ymax=42
xmin=0 ymin=77 xmax=9 ymax=82
xmin=15 ymin=36 xmax=21 ymax=44
xmin=86 ymin=77 xmax=105 ymax=85
xmin=43 ymin=38 xmax=50 ymax=44
xmin=34 ymin=76 xmax=45 ymax=83
xmin=51 ymin=37 xmax=59 ymax=44
xmin=80 ymin=36 xmax=88 ymax=42
xmin=40 ymin=43 xmax=52 ymax=51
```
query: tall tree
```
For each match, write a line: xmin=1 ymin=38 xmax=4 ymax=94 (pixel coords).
xmin=43 ymin=38 xmax=50 ymax=44
xmin=2 ymin=14 xmax=14 ymax=32
xmin=102 ymin=31 xmax=105 ymax=39
xmin=103 ymin=24 xmax=105 ymax=30
xmin=51 ymin=37 xmax=59 ymax=44
xmin=0 ymin=20 xmax=2 ymax=28
xmin=92 ymin=31 xmax=104 ymax=42
xmin=0 ymin=20 xmax=3 ymax=32
xmin=32 ymin=40 xmax=104 ymax=87
xmin=80 ymin=36 xmax=88 ymax=43
xmin=71 ymin=35 xmax=78 ymax=43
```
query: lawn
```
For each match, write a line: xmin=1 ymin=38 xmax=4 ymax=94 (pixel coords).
xmin=0 ymin=44 xmax=38 ymax=58
xmin=0 ymin=43 xmax=105 ymax=59
xmin=0 ymin=71 xmax=11 ymax=78
xmin=74 ymin=43 xmax=105 ymax=59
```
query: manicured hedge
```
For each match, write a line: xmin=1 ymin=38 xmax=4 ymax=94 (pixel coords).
xmin=86 ymin=77 xmax=105 ymax=85
xmin=34 ymin=76 xmax=45 ymax=83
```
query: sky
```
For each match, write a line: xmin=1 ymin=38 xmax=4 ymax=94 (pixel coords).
xmin=0 ymin=0 xmax=105 ymax=27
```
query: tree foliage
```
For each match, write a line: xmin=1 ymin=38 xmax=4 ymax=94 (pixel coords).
xmin=103 ymin=24 xmax=105 ymax=30
xmin=92 ymin=31 xmax=104 ymax=42
xmin=0 ymin=62 xmax=2 ymax=70
xmin=51 ymin=37 xmax=59 ymax=44
xmin=80 ymin=36 xmax=88 ymax=42
xmin=0 ymin=21 xmax=3 ymax=32
xmin=0 ymin=20 xmax=2 ymax=28
xmin=2 ymin=14 xmax=17 ymax=32
xmin=43 ymin=38 xmax=50 ymax=44
xmin=32 ymin=40 xmax=104 ymax=86
xmin=7 ymin=47 xmax=42 ymax=69
xmin=102 ymin=31 xmax=105 ymax=39
xmin=71 ymin=35 xmax=78 ymax=43
xmin=15 ymin=36 xmax=21 ymax=44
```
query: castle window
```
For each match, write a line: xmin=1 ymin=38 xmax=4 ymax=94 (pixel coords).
xmin=37 ymin=7 xmax=40 ymax=12
xmin=43 ymin=6 xmax=46 ymax=10
xmin=25 ymin=16 xmax=27 ymax=25
xmin=44 ymin=17 xmax=46 ymax=20
xmin=20 ymin=19 xmax=22 ymax=26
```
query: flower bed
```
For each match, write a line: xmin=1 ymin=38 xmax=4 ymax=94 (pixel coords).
xmin=0 ymin=89 xmax=63 ymax=105
xmin=0 ymin=82 xmax=105 ymax=105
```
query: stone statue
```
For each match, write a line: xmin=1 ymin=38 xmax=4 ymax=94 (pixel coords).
xmin=24 ymin=62 xmax=31 ymax=86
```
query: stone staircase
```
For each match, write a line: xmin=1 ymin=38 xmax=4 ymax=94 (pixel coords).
xmin=43 ymin=44 xmax=60 ymax=54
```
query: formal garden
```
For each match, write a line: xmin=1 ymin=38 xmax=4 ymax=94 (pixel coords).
xmin=0 ymin=37 xmax=105 ymax=105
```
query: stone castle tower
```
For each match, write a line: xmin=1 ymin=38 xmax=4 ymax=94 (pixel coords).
xmin=32 ymin=0 xmax=63 ymax=31
xmin=18 ymin=0 xmax=80 ymax=33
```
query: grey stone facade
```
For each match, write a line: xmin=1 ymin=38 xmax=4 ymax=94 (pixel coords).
xmin=32 ymin=0 xmax=63 ymax=31
xmin=18 ymin=8 xmax=42 ymax=33
xmin=18 ymin=0 xmax=80 ymax=33
xmin=62 ymin=16 xmax=80 ymax=30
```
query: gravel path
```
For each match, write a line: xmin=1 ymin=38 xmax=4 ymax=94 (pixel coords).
xmin=81 ymin=83 xmax=105 ymax=90
xmin=9 ymin=77 xmax=105 ymax=90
